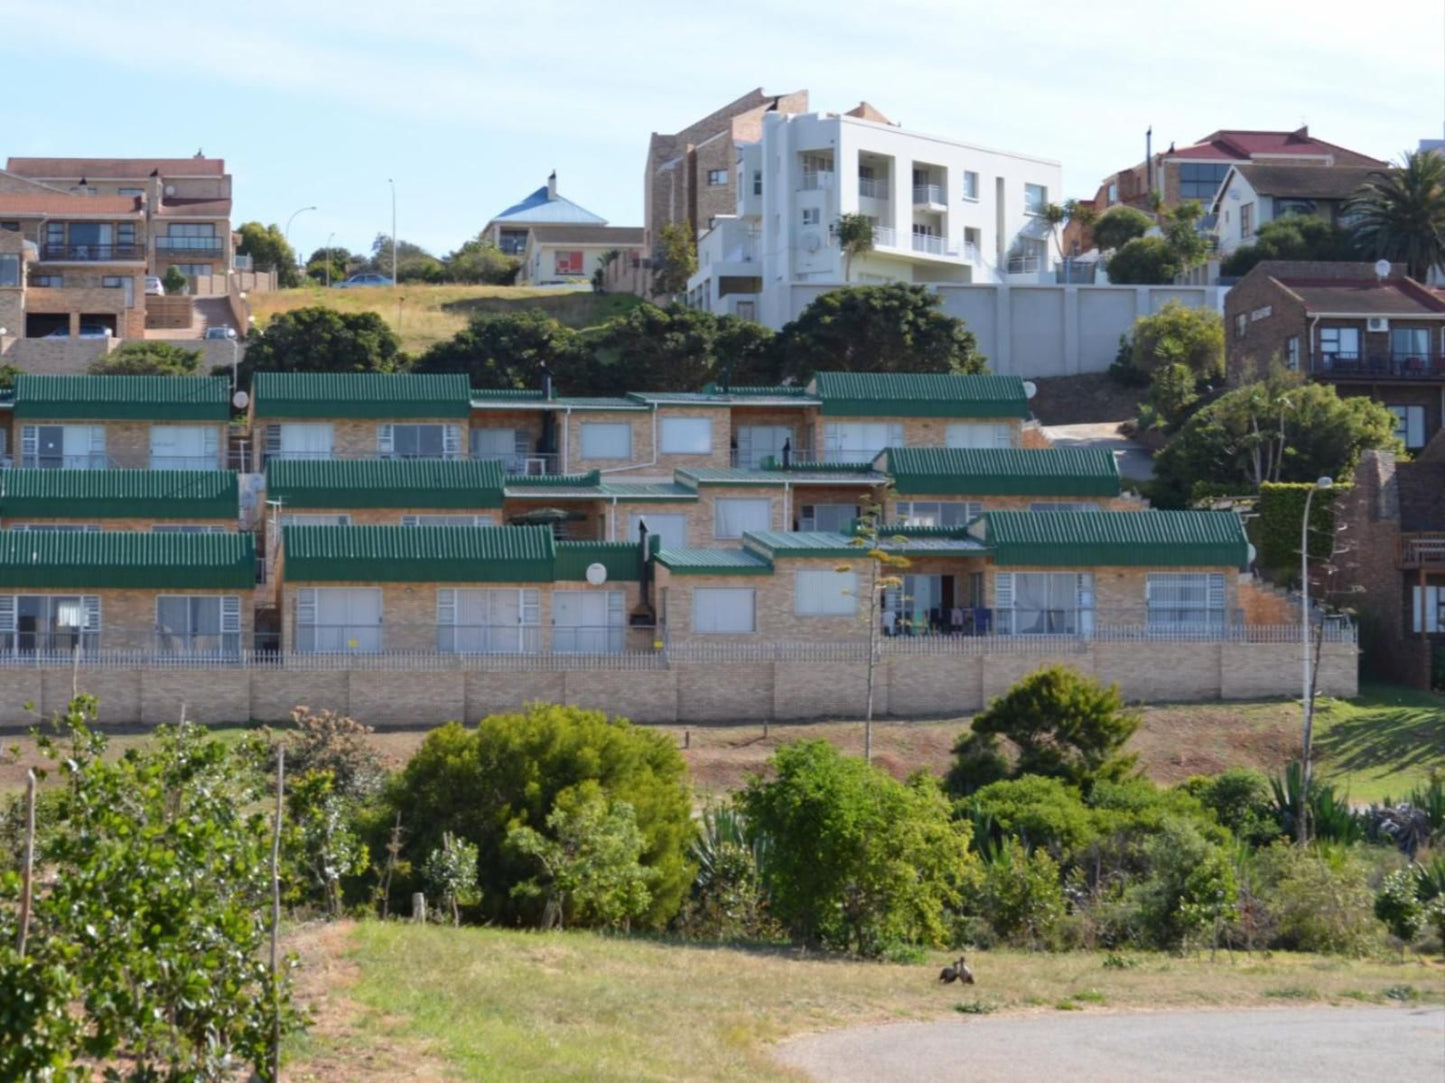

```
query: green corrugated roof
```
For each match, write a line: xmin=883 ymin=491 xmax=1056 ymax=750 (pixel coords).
xmin=0 ymin=469 xmax=238 ymax=519
xmin=253 ymin=373 xmax=471 ymax=419
xmin=283 ymin=524 xmax=556 ymax=582
xmin=469 ymin=390 xmax=647 ymax=410
xmin=884 ymin=447 xmax=1121 ymax=496
xmin=980 ymin=511 xmax=1249 ymax=567
xmin=655 ymin=548 xmax=774 ymax=575
xmin=597 ymin=482 xmax=698 ymax=501
xmin=676 ymin=466 xmax=882 ymax=488
xmin=504 ymin=471 xmax=601 ymax=489
xmin=739 ymin=530 xmax=987 ymax=558
xmin=14 ymin=375 xmax=232 ymax=421
xmin=0 ymin=531 xmax=254 ymax=589
xmin=267 ymin=459 xmax=504 ymax=509
xmin=810 ymin=373 xmax=1029 ymax=419
xmin=554 ymin=541 xmax=643 ymax=581
xmin=700 ymin=384 xmax=814 ymax=398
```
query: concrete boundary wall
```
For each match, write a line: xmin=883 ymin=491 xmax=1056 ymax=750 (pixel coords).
xmin=0 ymin=642 xmax=1357 ymax=727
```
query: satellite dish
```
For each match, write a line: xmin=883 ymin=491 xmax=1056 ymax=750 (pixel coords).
xmin=1246 ymin=542 xmax=1257 ymax=565
xmin=232 ymin=390 xmax=250 ymax=409
xmin=163 ymin=184 xmax=175 ymax=196
xmin=802 ymin=232 xmax=821 ymax=253
xmin=1023 ymin=380 xmax=1038 ymax=400
xmin=1374 ymin=258 xmax=1391 ymax=279
xmin=585 ymin=562 xmax=608 ymax=585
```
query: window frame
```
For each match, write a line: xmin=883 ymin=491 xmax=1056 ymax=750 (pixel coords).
xmin=578 ymin=421 xmax=633 ymax=461
xmin=692 ymin=587 xmax=756 ymax=634
xmin=962 ymin=171 xmax=980 ymax=201
xmin=794 ymin=569 xmax=858 ymax=617
xmin=658 ymin=415 xmax=714 ymax=455
xmin=713 ymin=496 xmax=772 ymax=539
xmin=1024 ymin=183 xmax=1048 ymax=216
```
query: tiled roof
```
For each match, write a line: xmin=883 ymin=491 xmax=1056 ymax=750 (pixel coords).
xmin=1231 ymin=164 xmax=1378 ymax=200
xmin=979 ymin=511 xmax=1248 ymax=567
xmin=14 ymin=375 xmax=231 ymax=420
xmin=283 ymin=525 xmax=556 ymax=582
xmin=811 ymin=373 xmax=1030 ymax=418
xmin=267 ymin=459 xmax=504 ymax=509
xmin=0 ymin=531 xmax=254 ymax=589
xmin=1272 ymin=279 xmax=1445 ymax=317
xmin=0 ymin=469 xmax=238 ymax=519
xmin=882 ymin=447 xmax=1121 ymax=496
xmin=489 ymin=184 xmax=606 ymax=226
xmin=0 ymin=194 xmax=141 ymax=216
xmin=253 ymin=373 xmax=472 ymax=419
xmin=6 ymin=157 xmax=227 ymax=177
xmin=526 ymin=225 xmax=644 ymax=245
xmin=655 ymin=547 xmax=775 ymax=574
xmin=1167 ymin=130 xmax=1383 ymax=165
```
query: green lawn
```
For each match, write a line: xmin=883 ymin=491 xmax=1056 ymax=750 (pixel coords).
xmin=1313 ymin=681 xmax=1445 ymax=802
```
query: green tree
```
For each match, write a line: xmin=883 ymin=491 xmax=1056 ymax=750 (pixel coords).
xmin=975 ymin=839 xmax=1066 ymax=947
xmin=1183 ymin=769 xmax=1281 ymax=847
xmin=775 ymin=283 xmax=988 ymax=383
xmin=305 ymin=245 xmax=353 ymax=285
xmin=1374 ymin=868 xmax=1425 ymax=957
xmin=236 ymin=221 xmax=300 ymax=287
xmin=1129 ymin=817 xmax=1238 ymax=950
xmin=1153 ymin=371 xmax=1401 ymax=506
xmin=652 ymin=221 xmax=697 ymax=297
xmin=423 ymin=831 xmax=480 ymax=926
xmin=285 ymin=769 xmax=369 ymax=918
xmin=955 ymin=665 xmax=1140 ymax=791
xmin=384 ymin=704 xmax=694 ymax=928
xmin=241 ymin=306 xmax=401 ymax=384
xmin=586 ymin=303 xmax=780 ymax=393
xmin=445 ymin=234 xmax=520 ymax=285
xmin=371 ymin=233 xmax=445 ymax=283
xmin=1346 ymin=150 xmax=1445 ymax=281
xmin=1106 ymin=236 xmax=1180 ymax=284
xmin=1220 ymin=216 xmax=1358 ymax=278
xmin=835 ymin=212 xmax=876 ymax=282
xmin=507 ymin=782 xmax=658 ymax=931
xmin=1128 ymin=300 xmax=1225 ymax=383
xmin=1091 ymin=205 xmax=1153 ymax=251
xmin=741 ymin=740 xmax=976 ymax=954
xmin=414 ymin=309 xmax=583 ymax=389
xmin=1161 ymin=199 xmax=1209 ymax=272
xmin=162 ymin=264 xmax=190 ymax=295
xmin=88 ymin=340 xmax=202 ymax=376
xmin=963 ymin=775 xmax=1100 ymax=859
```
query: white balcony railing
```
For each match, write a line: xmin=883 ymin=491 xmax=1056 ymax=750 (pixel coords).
xmin=911 ymin=232 xmax=958 ymax=257
xmin=858 ymin=177 xmax=889 ymax=199
xmin=872 ymin=225 xmax=897 ymax=247
xmin=912 ymin=183 xmax=946 ymax=205
xmin=799 ymin=170 xmax=834 ymax=191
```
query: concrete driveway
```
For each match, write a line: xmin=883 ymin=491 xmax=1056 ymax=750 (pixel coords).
xmin=774 ymin=1007 xmax=1445 ymax=1083
xmin=1044 ymin=421 xmax=1155 ymax=481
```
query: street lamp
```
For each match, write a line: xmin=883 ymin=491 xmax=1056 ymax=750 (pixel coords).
xmin=284 ymin=206 xmax=317 ymax=277
xmin=1297 ymin=475 xmax=1332 ymax=843
xmin=386 ymin=179 xmax=397 ymax=286
xmin=323 ymin=231 xmax=336 ymax=288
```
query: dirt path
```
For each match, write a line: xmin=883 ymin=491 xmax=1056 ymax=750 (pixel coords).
xmin=775 ymin=1006 xmax=1445 ymax=1082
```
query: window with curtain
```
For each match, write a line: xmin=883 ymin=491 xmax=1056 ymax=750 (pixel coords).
xmin=379 ymin=423 xmax=460 ymax=460
xmin=155 ymin=595 xmax=240 ymax=657
xmin=1388 ymin=405 xmax=1426 ymax=450
xmin=996 ymin=572 xmax=1092 ymax=635
xmin=823 ymin=421 xmax=904 ymax=463
xmin=0 ymin=595 xmax=99 ymax=654
xmin=1391 ymin=327 xmax=1430 ymax=360
xmin=267 ymin=423 xmax=333 ymax=462
xmin=1413 ymin=586 xmax=1444 ymax=633
xmin=296 ymin=587 xmax=381 ymax=652
xmin=472 ymin=428 xmax=529 ymax=471
xmin=795 ymin=569 xmax=857 ymax=616
xmin=0 ymin=254 xmax=19 ymax=287
xmin=437 ymin=588 xmax=540 ymax=654
xmin=797 ymin=504 xmax=858 ymax=532
xmin=1319 ymin=326 xmax=1359 ymax=362
xmin=21 ymin=425 xmax=106 ymax=469
xmin=714 ymin=497 xmax=771 ymax=538
xmin=149 ymin=425 xmax=218 ymax=470
xmin=1146 ymin=573 xmax=1225 ymax=630
xmin=580 ymin=422 xmax=632 ymax=460
xmin=659 ymin=416 xmax=713 ymax=454
xmin=628 ymin=512 xmax=688 ymax=550
xmin=693 ymin=588 xmax=755 ymax=633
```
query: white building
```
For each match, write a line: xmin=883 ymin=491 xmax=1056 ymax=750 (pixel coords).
xmin=686 ymin=104 xmax=1065 ymax=328
xmin=1209 ymin=163 xmax=1377 ymax=258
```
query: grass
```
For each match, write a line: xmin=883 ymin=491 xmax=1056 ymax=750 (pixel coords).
xmin=284 ymin=920 xmax=1445 ymax=1082
xmin=247 ymin=283 xmax=645 ymax=354
xmin=1311 ymin=682 xmax=1445 ymax=802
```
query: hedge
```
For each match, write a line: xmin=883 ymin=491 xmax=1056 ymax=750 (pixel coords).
xmin=1254 ymin=482 xmax=1347 ymax=569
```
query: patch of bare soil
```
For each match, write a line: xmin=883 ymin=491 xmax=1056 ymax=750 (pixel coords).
xmin=1029 ymin=373 xmax=1142 ymax=426
xmin=1129 ymin=702 xmax=1297 ymax=784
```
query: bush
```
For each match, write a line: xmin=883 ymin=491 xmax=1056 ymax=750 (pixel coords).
xmin=1221 ymin=217 xmax=1358 ymax=278
xmin=89 ymin=340 xmax=201 ymax=376
xmin=1184 ymin=769 xmax=1281 ymax=847
xmin=161 ymin=265 xmax=189 ymax=295
xmin=1091 ymin=205 xmax=1153 ymax=251
xmin=1257 ymin=843 xmax=1381 ymax=954
xmin=1107 ymin=237 xmax=1180 ymax=285
xmin=677 ymin=804 xmax=776 ymax=941
xmin=1127 ymin=817 xmax=1238 ymax=950
xmin=1254 ymin=483 xmax=1345 ymax=569
xmin=241 ymin=307 xmax=401 ymax=385
xmin=973 ymin=839 xmax=1066 ymax=947
xmin=964 ymin=776 xmax=1099 ymax=862
xmin=1374 ymin=868 xmax=1425 ymax=953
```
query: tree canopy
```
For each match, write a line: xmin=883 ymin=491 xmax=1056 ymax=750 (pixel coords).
xmin=242 ymin=306 xmax=401 ymax=384
xmin=651 ymin=221 xmax=697 ymax=298
xmin=88 ymin=340 xmax=203 ymax=376
xmin=587 ymin=302 xmax=780 ymax=392
xmin=1346 ymin=150 xmax=1445 ymax=281
xmin=1221 ymin=216 xmax=1359 ymax=278
xmin=413 ymin=309 xmax=584 ymax=389
xmin=1106 ymin=235 xmax=1180 ymax=284
xmin=1090 ymin=205 xmax=1153 ymax=251
xmin=236 ymin=221 xmax=300 ymax=287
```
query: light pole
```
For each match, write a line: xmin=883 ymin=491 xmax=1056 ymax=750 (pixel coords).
xmin=1297 ymin=475 xmax=1332 ymax=844
xmin=386 ymin=179 xmax=397 ymax=286
xmin=284 ymin=206 xmax=317 ymax=281
xmin=323 ymin=231 xmax=336 ymax=288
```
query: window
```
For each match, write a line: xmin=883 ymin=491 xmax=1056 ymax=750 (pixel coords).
xmin=117 ymin=223 xmax=135 ymax=247
xmin=1391 ymin=327 xmax=1430 ymax=361
xmin=281 ymin=513 xmax=352 ymax=526
xmin=795 ymin=569 xmax=857 ymax=616
xmin=896 ymin=501 xmax=981 ymax=527
xmin=378 ymin=423 xmax=461 ymax=460
xmin=1239 ymin=202 xmax=1254 ymax=238
xmin=1412 ymin=585 xmax=1444 ymax=633
xmin=436 ymin=588 xmax=540 ymax=654
xmin=707 ymin=169 xmax=728 ymax=186
xmin=946 ymin=422 xmax=1013 ymax=449
xmin=0 ymin=595 xmax=99 ymax=655
xmin=171 ymin=264 xmax=212 ymax=277
xmin=1319 ymin=327 xmax=1360 ymax=366
xmin=628 ymin=512 xmax=688 ymax=550
xmin=400 ymin=514 xmax=495 ymax=527
xmin=995 ymin=572 xmax=1093 ymax=635
xmin=1028 ymin=501 xmax=1100 ymax=513
xmin=735 ymin=300 xmax=756 ymax=320
xmin=1389 ymin=405 xmax=1427 ymax=449
xmin=963 ymin=171 xmax=980 ymax=201
xmin=1146 ymin=573 xmax=1226 ymax=631
xmin=164 ymin=222 xmax=216 ymax=250
xmin=752 ymin=171 xmax=762 ymax=196
xmin=10 ymin=524 xmax=102 ymax=533
xmin=1107 ymin=182 xmax=1118 ymax=203
xmin=296 ymin=587 xmax=381 ymax=653
xmin=1024 ymin=183 xmax=1048 ymax=215
xmin=553 ymin=590 xmax=625 ymax=653
xmin=0 ymin=254 xmax=18 ymax=287
xmin=579 ymin=421 xmax=632 ymax=460
xmin=659 ymin=416 xmax=713 ymax=455
xmin=117 ymin=187 xmax=143 ymax=196
xmin=21 ymin=425 xmax=106 ymax=469
xmin=1286 ymin=335 xmax=1300 ymax=370
xmin=155 ymin=595 xmax=241 ymax=657
xmin=472 ymin=428 xmax=533 ymax=472
xmin=32 ymin=275 xmax=63 ymax=287
xmin=265 ymin=422 xmax=333 ymax=463
xmin=1178 ymin=163 xmax=1230 ymax=200
xmin=151 ymin=524 xmax=227 ymax=534
xmin=553 ymin=250 xmax=583 ymax=276
xmin=882 ymin=573 xmax=980 ymax=635
xmin=1234 ymin=314 xmax=1247 ymax=339
xmin=823 ymin=421 xmax=904 ymax=464
xmin=102 ymin=274 xmax=135 ymax=307
xmin=714 ymin=497 xmax=771 ymax=539
xmin=1275 ymin=198 xmax=1317 ymax=218
xmin=150 ymin=425 xmax=218 ymax=469
xmin=801 ymin=207 xmax=820 ymax=226
xmin=0 ymin=220 xmax=19 ymax=232
xmin=798 ymin=504 xmax=858 ymax=532
xmin=693 ymin=587 xmax=755 ymax=634
xmin=734 ymin=425 xmax=792 ymax=470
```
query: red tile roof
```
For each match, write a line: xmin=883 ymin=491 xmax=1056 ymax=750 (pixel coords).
xmin=1273 ymin=278 xmax=1445 ymax=316
xmin=157 ymin=197 xmax=233 ymax=217
xmin=0 ymin=194 xmax=142 ymax=216
xmin=1168 ymin=128 xmax=1383 ymax=166
xmin=5 ymin=156 xmax=226 ymax=177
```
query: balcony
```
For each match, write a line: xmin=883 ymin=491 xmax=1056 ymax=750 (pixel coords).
xmin=156 ymin=237 xmax=223 ymax=255
xmin=799 ymin=170 xmax=834 ymax=191
xmin=911 ymin=232 xmax=959 ymax=257
xmin=1054 ymin=260 xmax=1100 ymax=284
xmin=872 ymin=225 xmax=897 ymax=247
xmin=912 ymin=183 xmax=947 ymax=207
xmin=40 ymin=243 xmax=144 ymax=262
xmin=1006 ymin=253 xmax=1042 ymax=275
xmin=858 ymin=177 xmax=889 ymax=199
xmin=1310 ymin=353 xmax=1445 ymax=381
xmin=1400 ymin=533 xmax=1445 ymax=569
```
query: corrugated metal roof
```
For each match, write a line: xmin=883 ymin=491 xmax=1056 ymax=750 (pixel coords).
xmin=489 ymin=184 xmax=607 ymax=226
xmin=981 ymin=511 xmax=1249 ymax=567
xmin=884 ymin=447 xmax=1121 ymax=496
xmin=554 ymin=541 xmax=643 ymax=581
xmin=0 ymin=469 xmax=238 ymax=519
xmin=283 ymin=525 xmax=557 ymax=582
xmin=253 ymin=373 xmax=471 ymax=419
xmin=470 ymin=391 xmax=647 ymax=411
xmin=743 ymin=530 xmax=987 ymax=558
xmin=14 ymin=375 xmax=232 ymax=421
xmin=503 ymin=470 xmax=600 ymax=488
xmin=597 ymin=482 xmax=698 ymax=500
xmin=0 ymin=531 xmax=254 ymax=589
xmin=267 ymin=459 xmax=504 ymax=509
xmin=810 ymin=373 xmax=1030 ymax=418
xmin=655 ymin=548 xmax=774 ymax=575
xmin=628 ymin=391 xmax=818 ymax=406
xmin=700 ymin=384 xmax=814 ymax=398
xmin=676 ymin=467 xmax=883 ymax=487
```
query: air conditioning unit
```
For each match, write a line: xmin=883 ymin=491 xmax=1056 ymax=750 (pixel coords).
xmin=1367 ymin=317 xmax=1390 ymax=333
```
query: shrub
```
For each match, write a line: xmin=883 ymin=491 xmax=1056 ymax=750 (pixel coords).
xmin=1374 ymin=868 xmax=1425 ymax=955
xmin=1254 ymin=483 xmax=1345 ymax=569
xmin=1127 ymin=817 xmax=1239 ymax=950
xmin=1257 ymin=843 xmax=1381 ymax=954
xmin=1184 ymin=769 xmax=1282 ymax=848
xmin=678 ymin=804 xmax=775 ymax=941
xmin=241 ymin=306 xmax=401 ymax=384
xmin=964 ymin=775 xmax=1099 ymax=862
xmin=161 ymin=265 xmax=189 ymax=295
xmin=424 ymin=831 xmax=481 ymax=925
xmin=89 ymin=340 xmax=201 ymax=376
xmin=974 ymin=839 xmax=1066 ymax=947
xmin=1106 ymin=236 xmax=1180 ymax=285
xmin=1091 ymin=205 xmax=1153 ymax=251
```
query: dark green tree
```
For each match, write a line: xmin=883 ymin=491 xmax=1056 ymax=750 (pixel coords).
xmin=305 ymin=245 xmax=354 ymax=285
xmin=774 ymin=283 xmax=988 ymax=382
xmin=1220 ymin=216 xmax=1359 ymax=277
xmin=88 ymin=340 xmax=202 ymax=376
xmin=161 ymin=264 xmax=190 ymax=295
xmin=1346 ymin=150 xmax=1445 ymax=281
xmin=370 ymin=233 xmax=445 ymax=283
xmin=1090 ymin=205 xmax=1153 ymax=251
xmin=1106 ymin=236 xmax=1180 ymax=284
xmin=414 ymin=309 xmax=584 ymax=389
xmin=236 ymin=221 xmax=300 ymax=287
xmin=241 ymin=306 xmax=401 ymax=384
xmin=445 ymin=234 xmax=520 ymax=285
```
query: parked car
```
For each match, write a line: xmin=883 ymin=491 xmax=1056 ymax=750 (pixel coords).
xmin=144 ymin=276 xmax=165 ymax=296
xmin=43 ymin=324 xmax=112 ymax=339
xmin=204 ymin=326 xmax=238 ymax=340
xmin=334 ymin=273 xmax=394 ymax=288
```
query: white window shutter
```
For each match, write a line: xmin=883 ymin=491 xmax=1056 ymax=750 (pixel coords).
xmin=221 ymin=596 xmax=241 ymax=633
xmin=0 ymin=596 xmax=14 ymax=634
xmin=436 ymin=588 xmax=456 ymax=626
xmin=83 ymin=596 xmax=101 ymax=632
xmin=1207 ymin=573 xmax=1225 ymax=610
xmin=20 ymin=426 xmax=37 ymax=460
xmin=521 ymin=589 xmax=540 ymax=625
xmin=378 ymin=424 xmax=394 ymax=456
xmin=264 ymin=425 xmax=282 ymax=459
xmin=995 ymin=572 xmax=1014 ymax=609
xmin=298 ymin=588 xmax=317 ymax=625
xmin=443 ymin=425 xmax=460 ymax=458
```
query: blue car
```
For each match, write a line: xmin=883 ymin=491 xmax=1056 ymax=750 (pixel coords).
xmin=334 ymin=273 xmax=394 ymax=288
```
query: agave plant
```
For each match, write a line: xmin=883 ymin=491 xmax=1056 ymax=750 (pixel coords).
xmin=1269 ymin=762 xmax=1363 ymax=845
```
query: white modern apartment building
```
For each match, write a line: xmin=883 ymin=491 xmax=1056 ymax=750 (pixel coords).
xmin=686 ymin=105 xmax=1064 ymax=327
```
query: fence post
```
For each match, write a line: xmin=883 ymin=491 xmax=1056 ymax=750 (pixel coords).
xmin=412 ymin=892 xmax=427 ymax=924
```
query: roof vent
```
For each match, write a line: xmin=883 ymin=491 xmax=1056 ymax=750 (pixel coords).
xmin=547 ymin=171 xmax=557 ymax=199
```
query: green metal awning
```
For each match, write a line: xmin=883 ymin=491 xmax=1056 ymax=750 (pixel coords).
xmin=253 ymin=373 xmax=472 ymax=419
xmin=266 ymin=458 xmax=505 ymax=509
xmin=283 ymin=524 xmax=557 ymax=582
xmin=14 ymin=375 xmax=232 ymax=421
xmin=979 ymin=511 xmax=1249 ymax=567
xmin=0 ymin=469 xmax=239 ymax=519
xmin=882 ymin=447 xmax=1121 ymax=496
xmin=654 ymin=548 xmax=775 ymax=575
xmin=0 ymin=531 xmax=254 ymax=589
xmin=810 ymin=372 xmax=1029 ymax=419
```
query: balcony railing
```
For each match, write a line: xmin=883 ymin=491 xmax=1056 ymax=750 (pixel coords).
xmin=156 ymin=237 xmax=223 ymax=254
xmin=911 ymin=232 xmax=958 ymax=257
xmin=1311 ymin=353 xmax=1445 ymax=380
xmin=1006 ymin=254 xmax=1042 ymax=275
xmin=912 ymin=183 xmax=946 ymax=205
xmin=1054 ymin=260 xmax=1099 ymax=284
xmin=799 ymin=170 xmax=834 ymax=191
xmin=1400 ymin=532 xmax=1445 ymax=568
xmin=858 ymin=177 xmax=889 ymax=199
xmin=872 ymin=225 xmax=897 ymax=247
xmin=41 ymin=243 xmax=145 ymax=262
xmin=479 ymin=451 xmax=561 ymax=476
xmin=19 ymin=453 xmax=113 ymax=470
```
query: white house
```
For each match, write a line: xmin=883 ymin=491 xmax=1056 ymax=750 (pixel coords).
xmin=685 ymin=103 xmax=1065 ymax=328
xmin=515 ymin=224 xmax=645 ymax=287
xmin=1210 ymin=163 xmax=1377 ymax=258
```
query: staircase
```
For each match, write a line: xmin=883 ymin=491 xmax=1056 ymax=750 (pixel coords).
xmin=193 ymin=296 xmax=235 ymax=336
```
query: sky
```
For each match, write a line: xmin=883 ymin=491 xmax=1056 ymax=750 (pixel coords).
xmin=6 ymin=0 xmax=1441 ymax=260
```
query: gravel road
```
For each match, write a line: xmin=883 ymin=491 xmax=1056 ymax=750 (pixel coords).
xmin=774 ymin=1006 xmax=1445 ymax=1083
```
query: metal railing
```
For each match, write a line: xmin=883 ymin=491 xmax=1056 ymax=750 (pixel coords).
xmin=41 ymin=243 xmax=145 ymax=262
xmin=911 ymin=232 xmax=958 ymax=256
xmin=799 ymin=170 xmax=834 ymax=191
xmin=1311 ymin=353 xmax=1445 ymax=380
xmin=156 ymin=237 xmax=222 ymax=253
xmin=149 ymin=454 xmax=223 ymax=470
xmin=1400 ymin=532 xmax=1445 ymax=568
xmin=871 ymin=225 xmax=897 ymax=247
xmin=1054 ymin=261 xmax=1099 ymax=284
xmin=912 ymin=183 xmax=946 ymax=205
xmin=857 ymin=177 xmax=889 ymax=199
xmin=1006 ymin=254 xmax=1042 ymax=274
xmin=19 ymin=453 xmax=113 ymax=470
xmin=476 ymin=450 xmax=561 ymax=476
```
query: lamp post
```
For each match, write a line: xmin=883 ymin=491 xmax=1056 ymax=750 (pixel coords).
xmin=1297 ymin=475 xmax=1332 ymax=844
xmin=284 ymin=206 xmax=317 ymax=280
xmin=323 ymin=231 xmax=336 ymax=288
xmin=386 ymin=179 xmax=397 ymax=286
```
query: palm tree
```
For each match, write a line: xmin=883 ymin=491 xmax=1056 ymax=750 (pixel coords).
xmin=1044 ymin=202 xmax=1068 ymax=279
xmin=835 ymin=213 xmax=875 ymax=282
xmin=1346 ymin=150 xmax=1445 ymax=281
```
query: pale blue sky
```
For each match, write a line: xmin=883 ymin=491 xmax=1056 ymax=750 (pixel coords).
xmin=7 ymin=0 xmax=1440 ymax=260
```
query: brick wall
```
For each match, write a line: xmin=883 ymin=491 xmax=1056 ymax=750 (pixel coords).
xmin=1224 ymin=269 xmax=1307 ymax=383
xmin=804 ymin=415 xmax=1026 ymax=454
xmin=4 ymin=336 xmax=116 ymax=374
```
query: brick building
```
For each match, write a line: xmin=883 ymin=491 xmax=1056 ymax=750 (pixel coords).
xmin=1223 ymin=261 xmax=1445 ymax=448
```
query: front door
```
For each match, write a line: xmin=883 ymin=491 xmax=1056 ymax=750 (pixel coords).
xmin=553 ymin=591 xmax=624 ymax=653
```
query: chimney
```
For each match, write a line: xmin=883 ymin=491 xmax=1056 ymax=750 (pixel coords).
xmin=547 ymin=171 xmax=557 ymax=199
xmin=540 ymin=362 xmax=554 ymax=401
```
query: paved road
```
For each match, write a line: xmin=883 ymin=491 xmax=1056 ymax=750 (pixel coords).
xmin=774 ymin=1007 xmax=1445 ymax=1083
xmin=1044 ymin=421 xmax=1155 ymax=481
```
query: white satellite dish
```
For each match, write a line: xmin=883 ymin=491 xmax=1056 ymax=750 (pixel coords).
xmin=232 ymin=390 xmax=250 ymax=409
xmin=1023 ymin=380 xmax=1038 ymax=400
xmin=802 ymin=232 xmax=821 ymax=253
xmin=585 ymin=562 xmax=608 ymax=585
xmin=164 ymin=184 xmax=175 ymax=196
xmin=1373 ymin=258 xmax=1391 ymax=280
